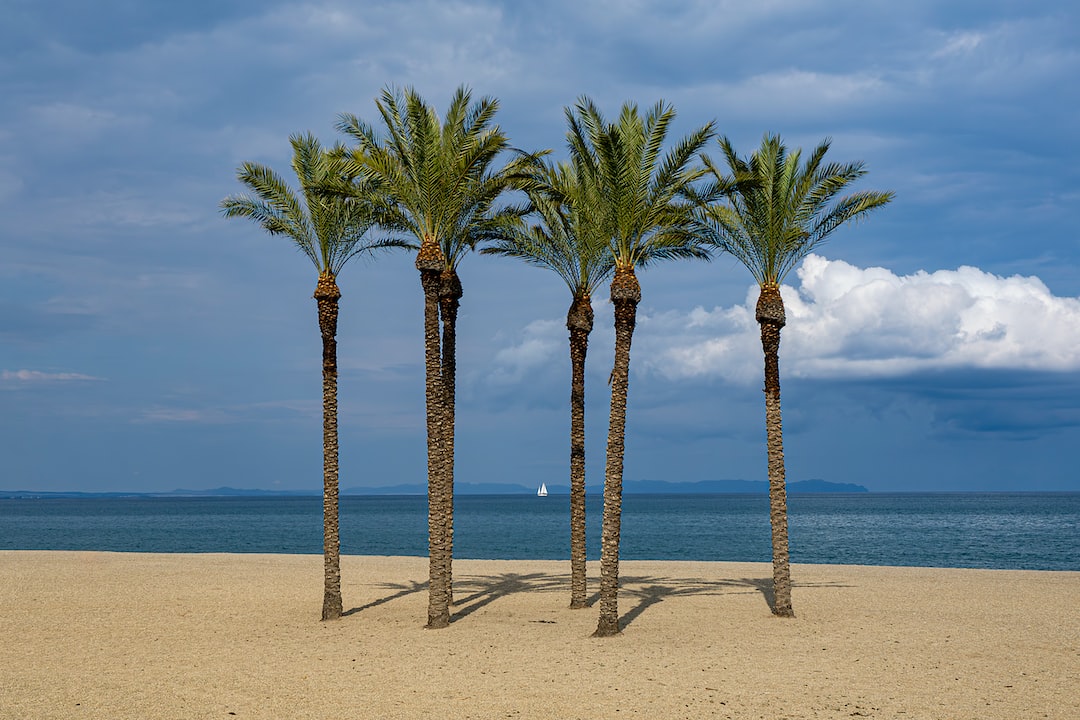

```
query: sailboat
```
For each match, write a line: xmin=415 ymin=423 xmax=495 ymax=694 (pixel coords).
xmin=537 ymin=483 xmax=548 ymax=497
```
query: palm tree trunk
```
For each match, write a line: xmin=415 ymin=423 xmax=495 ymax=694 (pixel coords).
xmin=757 ymin=284 xmax=794 ymax=618
xmin=594 ymin=269 xmax=640 ymax=637
xmin=315 ymin=273 xmax=343 ymax=621
xmin=439 ymin=269 xmax=462 ymax=606
xmin=567 ymin=294 xmax=593 ymax=610
xmin=418 ymin=244 xmax=451 ymax=629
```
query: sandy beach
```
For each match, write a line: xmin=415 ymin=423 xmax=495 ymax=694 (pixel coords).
xmin=1 ymin=551 xmax=1077 ymax=719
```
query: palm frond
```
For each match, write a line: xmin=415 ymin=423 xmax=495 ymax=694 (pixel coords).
xmin=482 ymin=158 xmax=615 ymax=295
xmin=701 ymin=133 xmax=893 ymax=286
xmin=564 ymin=96 xmax=714 ymax=275
xmin=333 ymin=84 xmax=548 ymax=272
xmin=221 ymin=131 xmax=395 ymax=277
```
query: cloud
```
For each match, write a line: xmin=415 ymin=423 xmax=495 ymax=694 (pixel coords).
xmin=1 ymin=369 xmax=103 ymax=387
xmin=29 ymin=101 xmax=133 ymax=138
xmin=135 ymin=407 xmax=221 ymax=423
xmin=49 ymin=190 xmax=201 ymax=230
xmin=485 ymin=256 xmax=1080 ymax=387
xmin=646 ymin=255 xmax=1080 ymax=382
xmin=720 ymin=70 xmax=890 ymax=119
xmin=906 ymin=371 xmax=1080 ymax=437
xmin=905 ymin=18 xmax=1080 ymax=105
xmin=637 ymin=301 xmax=760 ymax=384
xmin=475 ymin=306 xmax=620 ymax=413
xmin=133 ymin=402 xmax=275 ymax=425
xmin=932 ymin=31 xmax=985 ymax=59
xmin=489 ymin=319 xmax=566 ymax=385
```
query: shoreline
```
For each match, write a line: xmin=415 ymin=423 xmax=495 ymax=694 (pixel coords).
xmin=3 ymin=551 xmax=1078 ymax=719
xmin=5 ymin=492 xmax=1077 ymax=572
xmin=3 ymin=546 xmax=1075 ymax=573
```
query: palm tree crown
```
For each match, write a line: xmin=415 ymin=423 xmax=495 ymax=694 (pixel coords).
xmin=336 ymin=85 xmax=537 ymax=271
xmin=566 ymin=98 xmax=716 ymax=277
xmin=221 ymin=133 xmax=393 ymax=275
xmin=484 ymin=159 xmax=613 ymax=299
xmin=702 ymin=134 xmax=894 ymax=288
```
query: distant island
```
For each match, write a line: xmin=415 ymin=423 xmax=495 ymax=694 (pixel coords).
xmin=1 ymin=478 xmax=868 ymax=499
xmin=347 ymin=479 xmax=869 ymax=495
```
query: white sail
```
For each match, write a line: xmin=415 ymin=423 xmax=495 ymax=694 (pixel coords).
xmin=537 ymin=483 xmax=548 ymax=497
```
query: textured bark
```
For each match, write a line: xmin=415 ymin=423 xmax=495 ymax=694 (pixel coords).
xmin=438 ymin=269 xmax=462 ymax=606
xmin=418 ymin=241 xmax=451 ymax=629
xmin=415 ymin=237 xmax=444 ymax=273
xmin=315 ymin=273 xmax=343 ymax=621
xmin=594 ymin=269 xmax=640 ymax=637
xmin=567 ymin=294 xmax=594 ymax=610
xmin=758 ymin=284 xmax=794 ymax=618
xmin=755 ymin=282 xmax=787 ymax=328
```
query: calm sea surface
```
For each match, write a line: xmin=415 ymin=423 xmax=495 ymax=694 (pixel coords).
xmin=1 ymin=493 xmax=1077 ymax=571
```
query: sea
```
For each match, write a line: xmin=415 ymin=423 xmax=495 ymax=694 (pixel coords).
xmin=1 ymin=493 xmax=1078 ymax=571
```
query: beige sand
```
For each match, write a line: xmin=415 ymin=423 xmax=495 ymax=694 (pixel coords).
xmin=1 ymin=552 xmax=1077 ymax=719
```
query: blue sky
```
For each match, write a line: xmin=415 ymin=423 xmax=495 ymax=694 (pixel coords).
xmin=2 ymin=0 xmax=1078 ymax=493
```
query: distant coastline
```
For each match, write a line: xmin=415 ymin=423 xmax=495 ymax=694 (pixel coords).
xmin=3 ymin=492 xmax=1076 ymax=569
xmin=0 ymin=478 xmax=868 ymax=499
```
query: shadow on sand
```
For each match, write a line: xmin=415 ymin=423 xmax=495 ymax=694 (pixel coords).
xmin=343 ymin=579 xmax=428 ymax=617
xmin=450 ymin=572 xmax=566 ymax=622
xmin=346 ymin=570 xmax=850 ymax=628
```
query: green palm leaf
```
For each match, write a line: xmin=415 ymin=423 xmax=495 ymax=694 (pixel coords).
xmin=702 ymin=133 xmax=894 ymax=286
xmin=221 ymin=133 xmax=401 ymax=275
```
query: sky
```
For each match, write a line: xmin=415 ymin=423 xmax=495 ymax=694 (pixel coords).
xmin=2 ymin=0 xmax=1079 ymax=493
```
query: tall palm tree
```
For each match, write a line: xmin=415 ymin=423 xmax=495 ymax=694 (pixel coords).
xmin=701 ymin=134 xmax=894 ymax=617
xmin=336 ymin=86 xmax=540 ymax=629
xmin=482 ymin=159 xmax=614 ymax=610
xmin=567 ymin=98 xmax=716 ymax=636
xmin=221 ymin=133 xmax=400 ymax=621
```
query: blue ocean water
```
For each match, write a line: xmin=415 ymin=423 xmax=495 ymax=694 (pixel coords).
xmin=1 ymin=493 xmax=1077 ymax=571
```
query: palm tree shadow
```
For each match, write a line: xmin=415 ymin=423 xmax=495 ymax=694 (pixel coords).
xmin=740 ymin=577 xmax=775 ymax=612
xmin=343 ymin=571 xmax=848 ymax=626
xmin=614 ymin=575 xmax=756 ymax=630
xmin=616 ymin=575 xmax=850 ymax=629
xmin=616 ymin=582 xmax=673 ymax=629
xmin=343 ymin=579 xmax=428 ymax=617
xmin=450 ymin=572 xmax=566 ymax=622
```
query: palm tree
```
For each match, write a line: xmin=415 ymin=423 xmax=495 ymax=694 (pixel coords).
xmin=336 ymin=86 xmax=540 ymax=629
xmin=482 ymin=159 xmax=614 ymax=610
xmin=701 ymin=134 xmax=894 ymax=617
xmin=566 ymin=98 xmax=715 ymax=636
xmin=221 ymin=133 xmax=400 ymax=621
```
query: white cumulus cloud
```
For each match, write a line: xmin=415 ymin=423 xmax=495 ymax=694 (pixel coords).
xmin=643 ymin=255 xmax=1080 ymax=382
